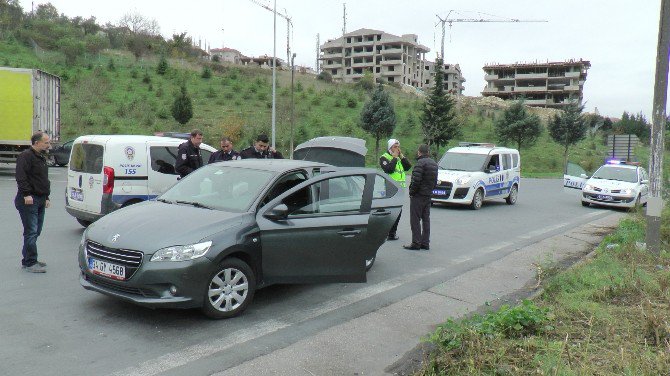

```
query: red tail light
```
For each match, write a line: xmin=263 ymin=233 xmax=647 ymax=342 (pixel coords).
xmin=103 ymin=166 xmax=115 ymax=194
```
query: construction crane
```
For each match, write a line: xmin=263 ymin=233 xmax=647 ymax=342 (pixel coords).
xmin=436 ymin=10 xmax=547 ymax=61
xmin=248 ymin=0 xmax=293 ymax=64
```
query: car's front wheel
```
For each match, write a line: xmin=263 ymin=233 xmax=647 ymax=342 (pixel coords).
xmin=470 ymin=188 xmax=484 ymax=210
xmin=201 ymin=258 xmax=255 ymax=319
xmin=505 ymin=185 xmax=518 ymax=205
xmin=365 ymin=254 xmax=376 ymax=272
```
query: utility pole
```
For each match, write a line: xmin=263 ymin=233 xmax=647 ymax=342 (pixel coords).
xmin=646 ymin=0 xmax=670 ymax=255
xmin=272 ymin=0 xmax=276 ymax=149
xmin=341 ymin=3 xmax=346 ymax=80
xmin=316 ymin=33 xmax=320 ymax=74
xmin=290 ymin=53 xmax=296 ymax=159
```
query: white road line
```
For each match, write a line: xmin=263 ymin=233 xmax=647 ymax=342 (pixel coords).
xmin=109 ymin=267 xmax=444 ymax=376
xmin=452 ymin=256 xmax=472 ymax=263
xmin=518 ymin=222 xmax=569 ymax=239
xmin=481 ymin=241 xmax=513 ymax=254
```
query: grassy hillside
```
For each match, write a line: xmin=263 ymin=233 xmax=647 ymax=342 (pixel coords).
xmin=1 ymin=38 xmax=613 ymax=175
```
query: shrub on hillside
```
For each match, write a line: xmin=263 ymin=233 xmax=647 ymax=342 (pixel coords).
xmin=317 ymin=71 xmax=332 ymax=83
xmin=156 ymin=55 xmax=168 ymax=75
xmin=171 ymin=85 xmax=193 ymax=125
xmin=201 ymin=66 xmax=212 ymax=79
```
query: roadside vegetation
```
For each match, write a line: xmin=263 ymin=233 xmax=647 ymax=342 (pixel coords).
xmin=418 ymin=209 xmax=670 ymax=375
xmin=0 ymin=1 xmax=651 ymax=175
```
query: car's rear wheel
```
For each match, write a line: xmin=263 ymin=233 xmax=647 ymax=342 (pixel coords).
xmin=76 ymin=218 xmax=92 ymax=227
xmin=505 ymin=185 xmax=518 ymax=205
xmin=365 ymin=254 xmax=376 ymax=271
xmin=201 ymin=258 xmax=255 ymax=319
xmin=470 ymin=189 xmax=484 ymax=210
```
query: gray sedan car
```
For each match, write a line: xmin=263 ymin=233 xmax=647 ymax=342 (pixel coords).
xmin=78 ymin=160 xmax=403 ymax=318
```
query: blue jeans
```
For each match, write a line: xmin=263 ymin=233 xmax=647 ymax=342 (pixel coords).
xmin=15 ymin=194 xmax=46 ymax=267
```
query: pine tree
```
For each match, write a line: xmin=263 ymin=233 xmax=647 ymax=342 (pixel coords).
xmin=156 ymin=54 xmax=168 ymax=75
xmin=548 ymin=102 xmax=587 ymax=171
xmin=360 ymin=84 xmax=397 ymax=157
xmin=494 ymin=100 xmax=542 ymax=150
xmin=171 ymin=85 xmax=193 ymax=125
xmin=420 ymin=58 xmax=460 ymax=151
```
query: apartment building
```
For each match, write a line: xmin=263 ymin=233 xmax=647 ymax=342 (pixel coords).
xmin=482 ymin=59 xmax=590 ymax=108
xmin=424 ymin=60 xmax=466 ymax=95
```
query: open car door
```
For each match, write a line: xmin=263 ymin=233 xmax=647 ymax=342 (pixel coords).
xmin=563 ymin=162 xmax=589 ymax=191
xmin=257 ymin=169 xmax=385 ymax=284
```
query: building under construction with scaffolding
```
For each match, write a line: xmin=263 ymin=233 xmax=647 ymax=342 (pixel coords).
xmin=481 ymin=59 xmax=590 ymax=108
xmin=319 ymin=28 xmax=465 ymax=94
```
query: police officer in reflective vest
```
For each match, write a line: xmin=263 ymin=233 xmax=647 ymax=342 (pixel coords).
xmin=379 ymin=138 xmax=412 ymax=241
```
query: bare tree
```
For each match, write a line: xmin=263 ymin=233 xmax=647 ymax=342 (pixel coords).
xmin=119 ymin=12 xmax=160 ymax=36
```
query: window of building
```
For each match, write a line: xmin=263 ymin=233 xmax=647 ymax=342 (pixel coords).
xmin=377 ymin=34 xmax=381 ymax=41
xmin=388 ymin=66 xmax=394 ymax=72
xmin=425 ymin=79 xmax=429 ymax=84
xmin=376 ymin=67 xmax=381 ymax=73
xmin=346 ymin=37 xmax=351 ymax=43
xmin=346 ymin=69 xmax=351 ymax=74
xmin=425 ymin=65 xmax=430 ymax=70
xmin=388 ymin=77 xmax=394 ymax=82
xmin=331 ymin=69 xmax=337 ymax=75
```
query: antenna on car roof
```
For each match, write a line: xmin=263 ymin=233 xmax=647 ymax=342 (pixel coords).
xmin=458 ymin=142 xmax=496 ymax=147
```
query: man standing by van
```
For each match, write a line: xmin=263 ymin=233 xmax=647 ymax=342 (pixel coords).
xmin=15 ymin=132 xmax=51 ymax=273
xmin=240 ymin=134 xmax=284 ymax=159
xmin=380 ymin=138 xmax=411 ymax=241
xmin=175 ymin=129 xmax=204 ymax=178
xmin=209 ymin=136 xmax=240 ymax=163
xmin=404 ymin=144 xmax=438 ymax=251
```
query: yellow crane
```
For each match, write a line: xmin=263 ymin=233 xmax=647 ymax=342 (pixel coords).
xmin=436 ymin=10 xmax=547 ymax=61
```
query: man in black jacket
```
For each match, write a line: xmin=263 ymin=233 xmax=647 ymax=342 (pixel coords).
xmin=15 ymin=132 xmax=51 ymax=273
xmin=209 ymin=136 xmax=240 ymax=163
xmin=404 ymin=144 xmax=438 ymax=251
xmin=175 ymin=129 xmax=204 ymax=178
xmin=239 ymin=134 xmax=284 ymax=159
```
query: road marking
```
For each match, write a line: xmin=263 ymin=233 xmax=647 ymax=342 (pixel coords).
xmin=518 ymin=222 xmax=569 ymax=239
xmin=452 ymin=256 xmax=472 ymax=263
xmin=109 ymin=267 xmax=444 ymax=376
xmin=481 ymin=241 xmax=513 ymax=254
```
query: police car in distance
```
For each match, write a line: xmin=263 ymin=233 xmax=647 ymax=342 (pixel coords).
xmin=432 ymin=143 xmax=520 ymax=210
xmin=579 ymin=160 xmax=649 ymax=208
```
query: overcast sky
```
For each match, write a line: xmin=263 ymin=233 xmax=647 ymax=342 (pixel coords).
xmin=18 ymin=0 xmax=665 ymax=119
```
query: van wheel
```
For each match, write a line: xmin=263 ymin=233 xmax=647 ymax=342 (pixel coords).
xmin=76 ymin=218 xmax=92 ymax=228
xmin=505 ymin=185 xmax=518 ymax=205
xmin=201 ymin=258 xmax=255 ymax=319
xmin=470 ymin=189 xmax=484 ymax=210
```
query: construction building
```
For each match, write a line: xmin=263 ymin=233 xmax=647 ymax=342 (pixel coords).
xmin=481 ymin=59 xmax=590 ymax=108
xmin=319 ymin=28 xmax=465 ymax=94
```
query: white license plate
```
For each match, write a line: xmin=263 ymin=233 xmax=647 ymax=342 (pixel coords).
xmin=70 ymin=188 xmax=84 ymax=201
xmin=433 ymin=189 xmax=447 ymax=196
xmin=597 ymin=194 xmax=613 ymax=201
xmin=88 ymin=257 xmax=125 ymax=280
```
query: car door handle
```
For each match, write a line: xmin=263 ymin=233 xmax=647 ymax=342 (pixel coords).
xmin=371 ymin=209 xmax=391 ymax=216
xmin=337 ymin=229 xmax=361 ymax=237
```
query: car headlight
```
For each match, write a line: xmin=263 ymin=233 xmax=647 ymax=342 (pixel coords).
xmin=150 ymin=241 xmax=213 ymax=262
xmin=584 ymin=184 xmax=593 ymax=191
xmin=456 ymin=175 xmax=471 ymax=185
xmin=623 ymin=188 xmax=634 ymax=195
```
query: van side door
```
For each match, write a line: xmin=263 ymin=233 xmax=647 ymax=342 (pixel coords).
xmin=484 ymin=153 xmax=505 ymax=197
xmin=147 ymin=144 xmax=180 ymax=197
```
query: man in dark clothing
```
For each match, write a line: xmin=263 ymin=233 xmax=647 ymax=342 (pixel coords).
xmin=175 ymin=129 xmax=204 ymax=178
xmin=209 ymin=136 xmax=240 ymax=163
xmin=380 ymin=138 xmax=412 ymax=241
xmin=239 ymin=134 xmax=284 ymax=159
xmin=404 ymin=144 xmax=438 ymax=251
xmin=15 ymin=132 xmax=51 ymax=273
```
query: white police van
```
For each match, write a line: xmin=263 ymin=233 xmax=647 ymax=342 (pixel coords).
xmin=432 ymin=143 xmax=520 ymax=210
xmin=65 ymin=135 xmax=216 ymax=227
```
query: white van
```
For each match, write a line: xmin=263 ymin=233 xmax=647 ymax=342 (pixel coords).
xmin=431 ymin=143 xmax=520 ymax=210
xmin=65 ymin=135 xmax=216 ymax=227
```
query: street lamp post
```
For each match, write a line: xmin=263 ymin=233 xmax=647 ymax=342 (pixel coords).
xmin=290 ymin=52 xmax=296 ymax=158
xmin=271 ymin=0 xmax=277 ymax=149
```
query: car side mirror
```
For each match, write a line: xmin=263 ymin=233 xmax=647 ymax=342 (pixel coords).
xmin=264 ymin=203 xmax=289 ymax=220
xmin=580 ymin=173 xmax=589 ymax=179
xmin=641 ymin=179 xmax=649 ymax=184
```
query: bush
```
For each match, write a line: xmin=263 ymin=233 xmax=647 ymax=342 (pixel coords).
xmin=107 ymin=58 xmax=116 ymax=72
xmin=142 ymin=71 xmax=151 ymax=84
xmin=346 ymin=97 xmax=357 ymax=108
xmin=201 ymin=66 xmax=212 ymax=79
xmin=156 ymin=55 xmax=168 ymax=75
xmin=317 ymin=71 xmax=332 ymax=83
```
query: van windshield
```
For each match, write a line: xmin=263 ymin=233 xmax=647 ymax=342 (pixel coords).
xmin=160 ymin=165 xmax=274 ymax=212
xmin=438 ymin=152 xmax=488 ymax=172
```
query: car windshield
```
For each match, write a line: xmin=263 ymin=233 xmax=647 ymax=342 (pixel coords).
xmin=160 ymin=165 xmax=274 ymax=212
xmin=591 ymin=166 xmax=638 ymax=183
xmin=438 ymin=152 xmax=488 ymax=172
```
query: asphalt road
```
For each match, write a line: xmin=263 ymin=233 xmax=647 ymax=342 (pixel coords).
xmin=0 ymin=165 xmax=617 ymax=376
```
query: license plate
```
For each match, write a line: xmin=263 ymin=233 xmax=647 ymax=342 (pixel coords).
xmin=70 ymin=188 xmax=84 ymax=201
xmin=88 ymin=257 xmax=125 ymax=280
xmin=597 ymin=194 xmax=613 ymax=201
xmin=433 ymin=189 xmax=447 ymax=196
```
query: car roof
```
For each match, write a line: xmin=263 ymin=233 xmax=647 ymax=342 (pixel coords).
xmin=447 ymin=146 xmax=518 ymax=155
xmin=210 ymin=159 xmax=331 ymax=172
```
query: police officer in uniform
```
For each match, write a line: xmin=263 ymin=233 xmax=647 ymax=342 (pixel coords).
xmin=380 ymin=138 xmax=411 ymax=241
xmin=209 ymin=136 xmax=240 ymax=163
xmin=239 ymin=134 xmax=284 ymax=159
xmin=175 ymin=129 xmax=204 ymax=178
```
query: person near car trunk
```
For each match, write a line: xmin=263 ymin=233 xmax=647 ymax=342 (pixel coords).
xmin=175 ymin=129 xmax=204 ymax=178
xmin=380 ymin=138 xmax=412 ymax=241
xmin=209 ymin=136 xmax=241 ymax=163
xmin=15 ymin=132 xmax=51 ymax=273
xmin=239 ymin=134 xmax=284 ymax=159
xmin=403 ymin=144 xmax=438 ymax=251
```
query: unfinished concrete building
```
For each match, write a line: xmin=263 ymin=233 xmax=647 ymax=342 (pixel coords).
xmin=424 ymin=61 xmax=466 ymax=95
xmin=482 ymin=59 xmax=590 ymax=108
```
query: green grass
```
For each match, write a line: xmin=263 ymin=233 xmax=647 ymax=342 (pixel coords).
xmin=1 ymin=38 xmax=616 ymax=174
xmin=419 ymin=210 xmax=670 ymax=375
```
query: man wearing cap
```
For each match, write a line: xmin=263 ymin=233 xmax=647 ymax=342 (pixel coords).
xmin=379 ymin=138 xmax=411 ymax=241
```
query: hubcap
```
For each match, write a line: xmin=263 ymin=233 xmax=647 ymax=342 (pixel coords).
xmin=511 ymin=187 xmax=517 ymax=202
xmin=208 ymin=267 xmax=248 ymax=312
xmin=475 ymin=191 xmax=482 ymax=207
